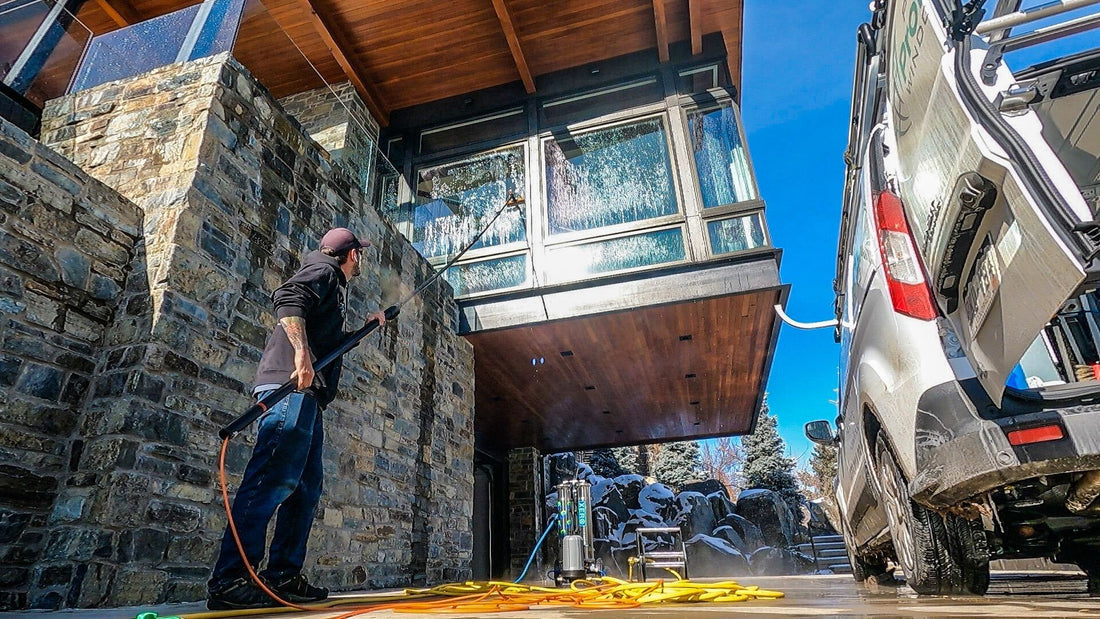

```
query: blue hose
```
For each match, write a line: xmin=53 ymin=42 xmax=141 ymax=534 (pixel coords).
xmin=514 ymin=514 xmax=558 ymax=583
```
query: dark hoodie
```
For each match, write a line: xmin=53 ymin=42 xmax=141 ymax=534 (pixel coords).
xmin=254 ymin=251 xmax=348 ymax=407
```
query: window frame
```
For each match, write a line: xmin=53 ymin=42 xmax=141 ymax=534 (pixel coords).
xmin=674 ymin=90 xmax=763 ymax=214
xmin=411 ymin=140 xmax=534 ymax=267
xmin=443 ymin=247 xmax=533 ymax=299
xmin=538 ymin=111 xmax=688 ymax=247
xmin=702 ymin=209 xmax=772 ymax=258
xmin=538 ymin=222 xmax=691 ymax=286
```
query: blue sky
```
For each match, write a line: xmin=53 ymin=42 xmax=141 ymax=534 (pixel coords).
xmin=740 ymin=1 xmax=868 ymax=465
xmin=739 ymin=1 xmax=1100 ymax=466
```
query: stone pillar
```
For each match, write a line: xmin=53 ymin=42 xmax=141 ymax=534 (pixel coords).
xmin=507 ymin=447 xmax=543 ymax=580
xmin=26 ymin=53 xmax=475 ymax=609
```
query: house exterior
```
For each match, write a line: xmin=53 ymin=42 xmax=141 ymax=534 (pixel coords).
xmin=0 ymin=0 xmax=785 ymax=608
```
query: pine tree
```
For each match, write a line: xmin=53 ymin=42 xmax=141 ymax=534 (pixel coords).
xmin=589 ymin=448 xmax=625 ymax=478
xmin=611 ymin=446 xmax=638 ymax=474
xmin=742 ymin=397 xmax=801 ymax=509
xmin=809 ymin=442 xmax=837 ymax=501
xmin=652 ymin=441 xmax=704 ymax=490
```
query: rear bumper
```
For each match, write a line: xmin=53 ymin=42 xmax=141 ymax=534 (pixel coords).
xmin=909 ymin=381 xmax=1100 ymax=508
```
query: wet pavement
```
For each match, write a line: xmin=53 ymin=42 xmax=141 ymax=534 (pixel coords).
xmin=7 ymin=571 xmax=1100 ymax=618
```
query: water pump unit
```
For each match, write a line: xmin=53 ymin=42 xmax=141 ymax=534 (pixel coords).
xmin=553 ymin=479 xmax=601 ymax=585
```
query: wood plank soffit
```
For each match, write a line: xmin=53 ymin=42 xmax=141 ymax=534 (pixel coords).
xmin=94 ymin=0 xmax=141 ymax=27
xmin=490 ymin=0 xmax=536 ymax=93
xmin=653 ymin=0 xmax=670 ymax=63
xmin=688 ymin=0 xmax=703 ymax=55
xmin=285 ymin=0 xmax=390 ymax=126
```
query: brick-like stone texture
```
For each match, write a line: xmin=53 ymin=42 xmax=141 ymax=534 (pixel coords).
xmin=0 ymin=54 xmax=477 ymax=610
xmin=0 ymin=117 xmax=143 ymax=611
xmin=508 ymin=447 xmax=543 ymax=580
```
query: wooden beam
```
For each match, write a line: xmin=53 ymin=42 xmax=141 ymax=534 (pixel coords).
xmin=689 ymin=0 xmax=703 ymax=55
xmin=94 ymin=0 xmax=140 ymax=28
xmin=653 ymin=0 xmax=670 ymax=63
xmin=286 ymin=0 xmax=390 ymax=126
xmin=490 ymin=0 xmax=535 ymax=94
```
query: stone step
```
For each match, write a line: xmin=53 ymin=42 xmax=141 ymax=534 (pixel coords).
xmin=823 ymin=562 xmax=852 ymax=574
xmin=812 ymin=535 xmax=845 ymax=544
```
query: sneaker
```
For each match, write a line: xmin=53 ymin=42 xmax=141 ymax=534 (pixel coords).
xmin=266 ymin=573 xmax=328 ymax=603
xmin=207 ymin=578 xmax=277 ymax=610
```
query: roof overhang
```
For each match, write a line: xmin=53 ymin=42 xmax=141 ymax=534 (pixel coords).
xmin=461 ymin=249 xmax=786 ymax=454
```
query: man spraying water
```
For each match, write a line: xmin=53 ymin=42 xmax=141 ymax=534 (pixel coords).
xmin=207 ymin=228 xmax=386 ymax=610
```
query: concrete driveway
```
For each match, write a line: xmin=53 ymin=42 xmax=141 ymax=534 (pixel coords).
xmin=6 ymin=571 xmax=1099 ymax=618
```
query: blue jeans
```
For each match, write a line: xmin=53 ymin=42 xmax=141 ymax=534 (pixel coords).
xmin=210 ymin=391 xmax=324 ymax=589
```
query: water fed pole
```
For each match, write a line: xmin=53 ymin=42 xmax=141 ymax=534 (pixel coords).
xmin=219 ymin=190 xmax=525 ymax=438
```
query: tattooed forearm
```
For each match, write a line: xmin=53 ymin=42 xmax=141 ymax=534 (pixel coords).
xmin=280 ymin=316 xmax=309 ymax=352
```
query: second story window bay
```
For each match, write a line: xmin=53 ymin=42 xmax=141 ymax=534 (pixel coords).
xmin=384 ymin=57 xmax=771 ymax=299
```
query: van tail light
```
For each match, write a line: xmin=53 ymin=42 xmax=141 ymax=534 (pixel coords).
xmin=872 ymin=191 xmax=937 ymax=321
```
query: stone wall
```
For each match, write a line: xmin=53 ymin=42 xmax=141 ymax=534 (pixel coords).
xmin=0 ymin=119 xmax=143 ymax=609
xmin=0 ymin=53 xmax=476 ymax=610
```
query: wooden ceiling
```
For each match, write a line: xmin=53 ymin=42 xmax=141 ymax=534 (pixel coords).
xmin=72 ymin=0 xmax=745 ymax=125
xmin=468 ymin=288 xmax=780 ymax=454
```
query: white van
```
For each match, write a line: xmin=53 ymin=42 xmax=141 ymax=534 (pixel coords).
xmin=796 ymin=0 xmax=1100 ymax=595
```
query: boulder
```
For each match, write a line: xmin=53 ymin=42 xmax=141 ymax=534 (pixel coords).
xmin=672 ymin=491 xmax=716 ymax=540
xmin=715 ymin=513 xmax=766 ymax=553
xmin=612 ymin=474 xmax=646 ymax=510
xmin=711 ymin=524 xmax=746 ymax=553
xmin=638 ymin=483 xmax=677 ymax=524
xmin=734 ymin=489 xmax=797 ymax=548
xmin=748 ymin=546 xmax=815 ymax=575
xmin=576 ymin=462 xmax=595 ymax=481
xmin=707 ymin=491 xmax=736 ymax=522
xmin=807 ymin=499 xmax=839 ymax=535
xmin=593 ymin=482 xmax=630 ymax=524
xmin=683 ymin=534 xmax=751 ymax=577
xmin=682 ymin=479 xmax=728 ymax=498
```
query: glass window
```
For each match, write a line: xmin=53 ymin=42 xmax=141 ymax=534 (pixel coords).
xmin=541 ymin=79 xmax=663 ymax=128
xmin=544 ymin=228 xmax=686 ymax=283
xmin=419 ymin=108 xmax=526 ymax=155
xmin=676 ymin=65 xmax=719 ymax=94
xmin=686 ymin=103 xmax=758 ymax=207
xmin=544 ymin=118 xmax=678 ymax=235
xmin=706 ymin=213 xmax=766 ymax=255
xmin=444 ymin=254 xmax=528 ymax=296
xmin=412 ymin=145 xmax=526 ymax=258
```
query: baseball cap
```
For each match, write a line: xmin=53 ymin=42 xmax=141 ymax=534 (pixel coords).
xmin=320 ymin=227 xmax=370 ymax=254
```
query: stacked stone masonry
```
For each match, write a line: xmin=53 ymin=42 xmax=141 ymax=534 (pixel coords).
xmin=0 ymin=53 xmax=474 ymax=610
xmin=0 ymin=117 xmax=144 ymax=611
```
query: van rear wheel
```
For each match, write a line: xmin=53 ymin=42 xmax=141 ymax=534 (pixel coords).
xmin=875 ymin=436 xmax=989 ymax=595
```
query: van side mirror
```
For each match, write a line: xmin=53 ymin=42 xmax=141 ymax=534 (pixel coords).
xmin=805 ymin=420 xmax=835 ymax=444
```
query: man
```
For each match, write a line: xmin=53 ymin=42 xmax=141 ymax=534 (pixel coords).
xmin=207 ymin=227 xmax=387 ymax=610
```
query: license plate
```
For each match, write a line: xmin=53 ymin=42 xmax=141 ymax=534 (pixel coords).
xmin=963 ymin=236 xmax=1001 ymax=335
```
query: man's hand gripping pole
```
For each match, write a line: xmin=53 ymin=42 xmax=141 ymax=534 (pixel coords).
xmin=219 ymin=304 xmax=400 ymax=439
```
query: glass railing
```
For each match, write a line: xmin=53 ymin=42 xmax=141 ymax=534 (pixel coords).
xmin=1 ymin=0 xmax=92 ymax=109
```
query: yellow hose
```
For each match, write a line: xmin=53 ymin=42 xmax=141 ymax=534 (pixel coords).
xmin=162 ymin=576 xmax=782 ymax=618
